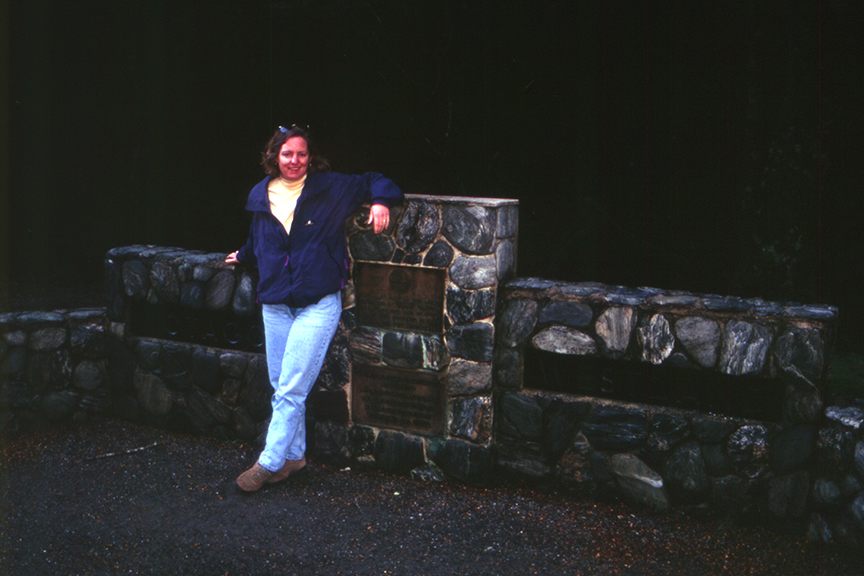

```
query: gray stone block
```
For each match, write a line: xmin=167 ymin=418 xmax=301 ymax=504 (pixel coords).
xmin=496 ymin=442 xmax=551 ymax=481
xmin=499 ymin=392 xmax=543 ymax=441
xmin=543 ymin=400 xmax=591 ymax=462
xmin=349 ymin=231 xmax=395 ymax=262
xmin=449 ymin=396 xmax=491 ymax=443
xmin=446 ymin=286 xmax=496 ymax=325
xmin=374 ymin=430 xmax=426 ymax=475
xmin=583 ymin=405 xmax=647 ymax=451
xmin=231 ymin=407 xmax=256 ymax=441
xmin=807 ymin=513 xmax=834 ymax=544
xmin=186 ymin=386 xmax=232 ymax=431
xmin=72 ymin=360 xmax=107 ymax=392
xmin=639 ymin=314 xmax=675 ymax=365
xmin=348 ymin=327 xmax=383 ymax=365
xmin=347 ymin=425 xmax=376 ymax=458
xmin=70 ymin=322 xmax=106 ymax=359
xmin=772 ymin=424 xmax=817 ymax=474
xmin=193 ymin=264 xmax=216 ymax=282
xmin=767 ymin=471 xmax=810 ymax=519
xmin=422 ymin=240 xmax=454 ymax=268
xmin=231 ymin=274 xmax=255 ymax=316
xmin=442 ymin=205 xmax=496 ymax=255
xmin=673 ymin=317 xmax=721 ymax=368
xmin=825 ymin=406 xmax=864 ymax=430
xmin=448 ymin=359 xmax=492 ymax=396
xmin=239 ymin=355 xmax=272 ymax=421
xmin=161 ymin=344 xmax=192 ymax=391
xmin=135 ymin=339 xmax=161 ymax=370
xmin=494 ymin=346 xmax=522 ymax=389
xmin=122 ymin=259 xmax=150 ymax=299
xmin=150 ymin=261 xmax=180 ymax=304
xmin=648 ymin=412 xmax=690 ymax=453
xmin=774 ymin=327 xmax=824 ymax=387
xmin=133 ymin=369 xmax=174 ymax=416
xmin=495 ymin=240 xmax=515 ymax=281
xmin=395 ymin=201 xmax=440 ymax=255
xmin=313 ymin=420 xmax=350 ymax=465
xmin=842 ymin=474 xmax=863 ymax=498
xmin=783 ymin=381 xmax=823 ymax=424
xmin=496 ymin=205 xmax=519 ymax=239
xmin=531 ymin=326 xmax=596 ymax=355
xmin=719 ymin=320 xmax=773 ymax=376
xmin=205 ymin=269 xmax=235 ymax=310
xmin=813 ymin=478 xmax=842 ymax=509
xmin=382 ymin=332 xmax=424 ymax=369
xmin=610 ymin=453 xmax=669 ymax=513
xmin=595 ymin=307 xmax=636 ymax=358
xmin=29 ymin=327 xmax=67 ymax=351
xmin=317 ymin=333 xmax=349 ymax=391
xmin=449 ymin=255 xmax=497 ymax=290
xmin=105 ymin=257 xmax=125 ymax=320
xmin=446 ymin=323 xmax=494 ymax=363
xmin=42 ymin=390 xmax=80 ymax=423
xmin=191 ymin=348 xmax=220 ymax=394
xmin=818 ymin=426 xmax=855 ymax=475
xmin=219 ymin=352 xmax=247 ymax=379
xmin=702 ymin=444 xmax=729 ymax=477
xmin=430 ymin=438 xmax=492 ymax=485
xmin=538 ymin=300 xmax=593 ymax=328
xmin=664 ymin=442 xmax=709 ymax=499
xmin=396 ymin=201 xmax=441 ymax=254
xmin=856 ymin=441 xmax=864 ymax=478
xmin=728 ymin=425 xmax=770 ymax=478
xmin=498 ymin=299 xmax=539 ymax=348
xmin=852 ymin=493 xmax=864 ymax=532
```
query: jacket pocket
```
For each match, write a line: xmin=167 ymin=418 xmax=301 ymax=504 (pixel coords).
xmin=297 ymin=245 xmax=342 ymax=298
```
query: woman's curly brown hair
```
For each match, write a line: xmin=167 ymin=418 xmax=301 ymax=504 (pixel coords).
xmin=261 ymin=125 xmax=331 ymax=177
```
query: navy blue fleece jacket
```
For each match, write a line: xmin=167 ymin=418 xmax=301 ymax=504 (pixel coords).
xmin=235 ymin=171 xmax=403 ymax=307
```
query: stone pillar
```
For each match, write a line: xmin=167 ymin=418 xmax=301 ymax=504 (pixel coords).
xmin=343 ymin=195 xmax=518 ymax=481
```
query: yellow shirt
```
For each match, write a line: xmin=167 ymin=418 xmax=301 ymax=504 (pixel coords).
xmin=268 ymin=174 xmax=306 ymax=234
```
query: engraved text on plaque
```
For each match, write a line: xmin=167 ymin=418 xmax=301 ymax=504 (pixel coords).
xmin=354 ymin=263 xmax=445 ymax=333
xmin=352 ymin=363 xmax=446 ymax=435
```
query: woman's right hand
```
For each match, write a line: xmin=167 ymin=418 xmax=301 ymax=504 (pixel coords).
xmin=225 ymin=251 xmax=240 ymax=264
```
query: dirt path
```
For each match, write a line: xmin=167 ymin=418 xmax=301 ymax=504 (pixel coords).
xmin=2 ymin=419 xmax=861 ymax=575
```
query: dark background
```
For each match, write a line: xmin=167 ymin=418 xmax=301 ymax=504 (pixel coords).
xmin=5 ymin=1 xmax=863 ymax=350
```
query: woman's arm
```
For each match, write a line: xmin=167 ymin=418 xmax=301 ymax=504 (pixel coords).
xmin=226 ymin=228 xmax=257 ymax=266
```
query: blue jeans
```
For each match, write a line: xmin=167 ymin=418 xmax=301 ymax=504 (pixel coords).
xmin=258 ymin=292 xmax=342 ymax=472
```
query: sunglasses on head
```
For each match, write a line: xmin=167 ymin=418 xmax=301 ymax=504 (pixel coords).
xmin=279 ymin=124 xmax=310 ymax=134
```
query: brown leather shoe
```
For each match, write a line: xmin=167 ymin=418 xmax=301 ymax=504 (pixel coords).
xmin=267 ymin=457 xmax=307 ymax=484
xmin=236 ymin=462 xmax=273 ymax=492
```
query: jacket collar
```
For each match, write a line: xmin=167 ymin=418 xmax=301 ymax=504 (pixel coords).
xmin=245 ymin=172 xmax=329 ymax=213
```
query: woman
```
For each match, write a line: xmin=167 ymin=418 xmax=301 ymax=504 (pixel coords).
xmin=226 ymin=125 xmax=403 ymax=492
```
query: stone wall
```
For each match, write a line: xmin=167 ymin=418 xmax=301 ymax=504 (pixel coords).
xmin=1 ymin=309 xmax=111 ymax=431
xmin=497 ymin=278 xmax=836 ymax=423
xmin=491 ymin=278 xmax=857 ymax=543
xmin=811 ymin=407 xmax=864 ymax=547
xmin=3 ymin=196 xmax=862 ymax=546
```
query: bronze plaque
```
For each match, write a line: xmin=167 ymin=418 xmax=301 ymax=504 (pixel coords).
xmin=354 ymin=263 xmax=445 ymax=333
xmin=352 ymin=363 xmax=446 ymax=435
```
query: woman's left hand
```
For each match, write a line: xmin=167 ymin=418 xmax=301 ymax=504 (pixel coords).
xmin=368 ymin=204 xmax=391 ymax=234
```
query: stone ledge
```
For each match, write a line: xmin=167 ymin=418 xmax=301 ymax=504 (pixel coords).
xmin=499 ymin=278 xmax=836 ymax=425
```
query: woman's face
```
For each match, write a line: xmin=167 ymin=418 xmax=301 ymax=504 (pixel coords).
xmin=277 ymin=136 xmax=311 ymax=181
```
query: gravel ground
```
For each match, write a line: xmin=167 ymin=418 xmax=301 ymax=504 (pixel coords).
xmin=2 ymin=419 xmax=862 ymax=576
